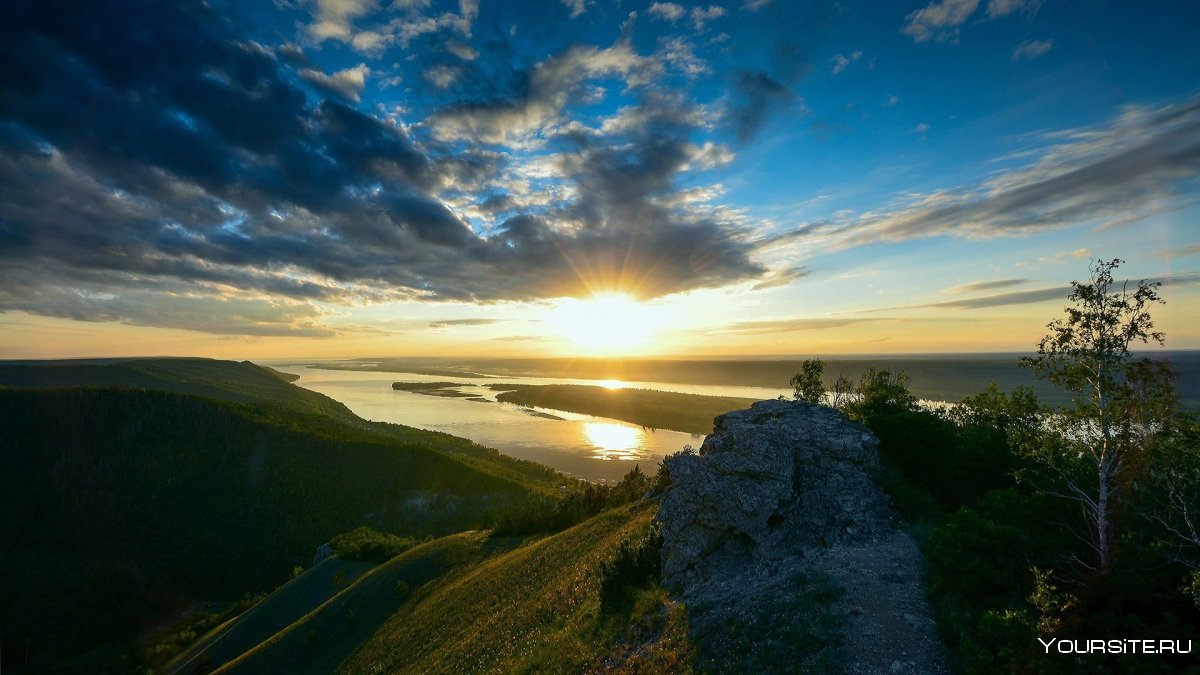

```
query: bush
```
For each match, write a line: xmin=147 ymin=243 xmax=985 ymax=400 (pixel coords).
xmin=599 ymin=522 xmax=663 ymax=611
xmin=330 ymin=526 xmax=416 ymax=563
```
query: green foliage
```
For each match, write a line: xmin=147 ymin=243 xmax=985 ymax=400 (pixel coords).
xmin=598 ymin=521 xmax=663 ymax=611
xmin=490 ymin=383 xmax=755 ymax=434
xmin=790 ymin=358 xmax=826 ymax=404
xmin=489 ymin=465 xmax=653 ymax=535
xmin=329 ymin=526 xmax=416 ymax=563
xmin=1019 ymin=258 xmax=1176 ymax=570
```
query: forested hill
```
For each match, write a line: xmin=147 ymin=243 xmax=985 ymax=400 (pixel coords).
xmin=0 ymin=360 xmax=566 ymax=670
xmin=0 ymin=357 xmax=354 ymax=420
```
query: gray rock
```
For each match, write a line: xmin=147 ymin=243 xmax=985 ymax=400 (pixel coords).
xmin=655 ymin=399 xmax=950 ymax=673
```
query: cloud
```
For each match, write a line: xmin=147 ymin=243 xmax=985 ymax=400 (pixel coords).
xmin=727 ymin=70 xmax=795 ymax=142
xmin=561 ymin=0 xmax=587 ymax=18
xmin=810 ymin=96 xmax=1200 ymax=248
xmin=429 ymin=318 xmax=498 ymax=328
xmin=987 ymin=0 xmax=1039 ymax=18
xmin=1011 ymin=38 xmax=1052 ymax=61
xmin=648 ymin=2 xmax=685 ymax=22
xmin=423 ymin=64 xmax=459 ymax=89
xmin=299 ymin=63 xmax=371 ymax=102
xmin=0 ymin=0 xmax=769 ymax=338
xmin=305 ymin=0 xmax=378 ymax=43
xmin=1036 ymin=248 xmax=1091 ymax=265
xmin=750 ymin=266 xmax=810 ymax=290
xmin=691 ymin=5 xmax=727 ymax=31
xmin=924 ymin=286 xmax=1069 ymax=309
xmin=918 ymin=273 xmax=1200 ymax=310
xmin=1163 ymin=244 xmax=1200 ymax=258
xmin=446 ymin=40 xmax=478 ymax=60
xmin=430 ymin=40 xmax=656 ymax=144
xmin=743 ymin=0 xmax=771 ymax=10
xmin=943 ymin=279 xmax=1031 ymax=294
xmin=901 ymin=0 xmax=979 ymax=43
xmin=711 ymin=317 xmax=883 ymax=335
xmin=830 ymin=50 xmax=862 ymax=75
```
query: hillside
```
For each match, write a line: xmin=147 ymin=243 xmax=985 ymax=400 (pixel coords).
xmin=0 ymin=358 xmax=355 ymax=420
xmin=164 ymin=502 xmax=680 ymax=674
xmin=0 ymin=383 xmax=561 ymax=671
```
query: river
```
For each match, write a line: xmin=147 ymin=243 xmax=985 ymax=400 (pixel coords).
xmin=267 ymin=363 xmax=790 ymax=483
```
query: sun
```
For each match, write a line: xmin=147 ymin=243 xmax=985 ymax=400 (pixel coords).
xmin=549 ymin=293 xmax=662 ymax=354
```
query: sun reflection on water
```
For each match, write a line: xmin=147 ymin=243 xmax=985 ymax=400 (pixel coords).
xmin=582 ymin=422 xmax=644 ymax=460
xmin=598 ymin=379 xmax=627 ymax=390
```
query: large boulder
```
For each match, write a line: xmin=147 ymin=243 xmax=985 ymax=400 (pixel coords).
xmin=656 ymin=399 xmax=949 ymax=673
xmin=658 ymin=399 xmax=891 ymax=590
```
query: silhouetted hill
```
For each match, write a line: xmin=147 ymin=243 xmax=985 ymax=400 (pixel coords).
xmin=0 ymin=358 xmax=354 ymax=419
xmin=0 ymin=383 xmax=556 ymax=670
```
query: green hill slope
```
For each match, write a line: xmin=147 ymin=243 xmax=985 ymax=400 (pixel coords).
xmin=202 ymin=502 xmax=687 ymax=674
xmin=0 ymin=385 xmax=557 ymax=670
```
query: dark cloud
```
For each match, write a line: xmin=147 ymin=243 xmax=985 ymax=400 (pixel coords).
xmin=942 ymin=278 xmax=1031 ymax=294
xmin=923 ymin=286 xmax=1069 ymax=309
xmin=728 ymin=70 xmax=794 ymax=143
xmin=0 ymin=0 xmax=768 ymax=336
xmin=723 ymin=2 xmax=829 ymax=142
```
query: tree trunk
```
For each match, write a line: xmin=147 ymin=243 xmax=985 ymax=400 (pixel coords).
xmin=1097 ymin=453 xmax=1113 ymax=570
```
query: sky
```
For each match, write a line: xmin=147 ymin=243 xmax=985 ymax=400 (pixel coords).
xmin=1 ymin=0 xmax=1198 ymax=359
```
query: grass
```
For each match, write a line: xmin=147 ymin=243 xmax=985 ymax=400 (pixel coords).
xmin=204 ymin=504 xmax=685 ymax=674
xmin=489 ymin=384 xmax=757 ymax=435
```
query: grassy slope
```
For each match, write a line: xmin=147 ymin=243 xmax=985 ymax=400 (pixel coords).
xmin=161 ymin=557 xmax=375 ymax=675
xmin=491 ymin=383 xmax=756 ymax=435
xmin=211 ymin=503 xmax=684 ymax=675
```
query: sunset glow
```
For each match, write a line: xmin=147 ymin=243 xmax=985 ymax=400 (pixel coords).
xmin=549 ymin=295 xmax=664 ymax=355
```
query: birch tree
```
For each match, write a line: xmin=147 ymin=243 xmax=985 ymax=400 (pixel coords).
xmin=1020 ymin=258 xmax=1176 ymax=571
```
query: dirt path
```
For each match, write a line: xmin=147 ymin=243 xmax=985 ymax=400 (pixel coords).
xmin=816 ymin=531 xmax=951 ymax=674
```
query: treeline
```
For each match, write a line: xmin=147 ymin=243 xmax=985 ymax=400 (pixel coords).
xmin=490 ymin=383 xmax=757 ymax=435
xmin=0 ymin=387 xmax=545 ymax=671
xmin=488 ymin=464 xmax=661 ymax=536
xmin=794 ymin=261 xmax=1200 ymax=673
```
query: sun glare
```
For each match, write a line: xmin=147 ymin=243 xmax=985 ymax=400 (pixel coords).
xmin=549 ymin=294 xmax=662 ymax=354
xmin=582 ymin=422 xmax=643 ymax=460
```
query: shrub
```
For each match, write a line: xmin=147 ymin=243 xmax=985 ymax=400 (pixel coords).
xmin=330 ymin=526 xmax=416 ymax=563
xmin=599 ymin=522 xmax=663 ymax=611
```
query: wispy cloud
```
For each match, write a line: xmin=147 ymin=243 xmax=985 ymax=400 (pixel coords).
xmin=796 ymin=96 xmax=1200 ymax=248
xmin=429 ymin=318 xmax=499 ymax=328
xmin=942 ymin=279 xmax=1031 ymax=294
xmin=1011 ymin=39 xmax=1052 ymax=61
xmin=902 ymin=0 xmax=979 ymax=43
xmin=298 ymin=63 xmax=371 ymax=102
xmin=707 ymin=317 xmax=885 ymax=335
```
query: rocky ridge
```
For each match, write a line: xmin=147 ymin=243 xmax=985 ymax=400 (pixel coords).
xmin=656 ymin=399 xmax=949 ymax=673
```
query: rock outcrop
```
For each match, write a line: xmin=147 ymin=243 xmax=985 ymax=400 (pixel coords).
xmin=656 ymin=399 xmax=949 ymax=674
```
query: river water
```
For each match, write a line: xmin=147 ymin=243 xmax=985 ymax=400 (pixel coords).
xmin=268 ymin=363 xmax=789 ymax=483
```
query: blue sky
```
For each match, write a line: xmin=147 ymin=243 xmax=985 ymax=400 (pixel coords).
xmin=1 ymin=0 xmax=1198 ymax=357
